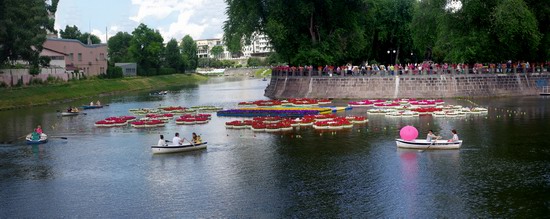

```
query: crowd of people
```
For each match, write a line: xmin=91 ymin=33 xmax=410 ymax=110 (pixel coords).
xmin=272 ymin=60 xmax=550 ymax=76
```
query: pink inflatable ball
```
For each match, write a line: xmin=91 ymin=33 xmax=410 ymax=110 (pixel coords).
xmin=400 ymin=126 xmax=418 ymax=141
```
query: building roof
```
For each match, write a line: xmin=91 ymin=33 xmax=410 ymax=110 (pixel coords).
xmin=46 ymin=37 xmax=107 ymax=48
xmin=42 ymin=47 xmax=68 ymax=56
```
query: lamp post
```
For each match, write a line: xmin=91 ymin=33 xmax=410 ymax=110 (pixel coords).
xmin=387 ymin=50 xmax=390 ymax=66
xmin=392 ymin=50 xmax=396 ymax=65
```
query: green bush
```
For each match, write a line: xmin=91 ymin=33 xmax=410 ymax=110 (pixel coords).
xmin=158 ymin=67 xmax=176 ymax=75
xmin=16 ymin=77 xmax=23 ymax=87
xmin=29 ymin=77 xmax=43 ymax=85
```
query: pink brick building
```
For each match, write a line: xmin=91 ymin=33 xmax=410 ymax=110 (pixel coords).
xmin=43 ymin=38 xmax=108 ymax=76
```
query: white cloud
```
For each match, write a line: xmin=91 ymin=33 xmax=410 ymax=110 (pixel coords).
xmin=130 ymin=0 xmax=227 ymax=42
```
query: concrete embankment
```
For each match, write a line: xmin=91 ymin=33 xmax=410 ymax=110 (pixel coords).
xmin=264 ymin=73 xmax=550 ymax=99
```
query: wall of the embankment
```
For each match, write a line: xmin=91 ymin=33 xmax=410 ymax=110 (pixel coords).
xmin=264 ymin=73 xmax=550 ymax=99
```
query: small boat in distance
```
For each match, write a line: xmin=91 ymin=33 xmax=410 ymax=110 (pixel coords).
xmin=395 ymin=138 xmax=462 ymax=150
xmin=82 ymin=105 xmax=103 ymax=109
xmin=60 ymin=111 xmax=80 ymax=116
xmin=151 ymin=141 xmax=207 ymax=154
xmin=262 ymin=77 xmax=267 ymax=81
xmin=26 ymin=133 xmax=48 ymax=144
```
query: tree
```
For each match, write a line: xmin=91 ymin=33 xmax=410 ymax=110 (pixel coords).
xmin=79 ymin=32 xmax=101 ymax=44
xmin=410 ymin=0 xmax=445 ymax=61
xmin=180 ymin=35 xmax=198 ymax=71
xmin=128 ymin=23 xmax=164 ymax=76
xmin=108 ymin=32 xmax=133 ymax=63
xmin=164 ymin=38 xmax=183 ymax=72
xmin=0 ymin=0 xmax=56 ymax=72
xmin=492 ymin=0 xmax=541 ymax=61
xmin=524 ymin=0 xmax=550 ymax=61
xmin=59 ymin=25 xmax=101 ymax=44
xmin=224 ymin=0 xmax=377 ymax=65
xmin=59 ymin=25 xmax=82 ymax=40
xmin=210 ymin=45 xmax=224 ymax=59
xmin=247 ymin=57 xmax=263 ymax=67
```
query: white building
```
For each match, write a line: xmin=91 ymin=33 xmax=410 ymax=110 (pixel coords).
xmin=194 ymin=33 xmax=273 ymax=61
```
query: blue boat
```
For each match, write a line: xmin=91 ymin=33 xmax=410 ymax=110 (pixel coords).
xmin=26 ymin=133 xmax=48 ymax=145
xmin=82 ymin=105 xmax=103 ymax=110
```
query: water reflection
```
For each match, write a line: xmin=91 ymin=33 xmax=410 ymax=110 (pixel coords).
xmin=0 ymin=78 xmax=549 ymax=217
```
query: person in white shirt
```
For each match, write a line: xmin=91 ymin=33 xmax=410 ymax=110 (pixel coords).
xmin=157 ymin=135 xmax=167 ymax=146
xmin=172 ymin=133 xmax=183 ymax=145
xmin=448 ymin=129 xmax=459 ymax=142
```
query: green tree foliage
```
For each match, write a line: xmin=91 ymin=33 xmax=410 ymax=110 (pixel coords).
xmin=198 ymin=57 xmax=235 ymax=68
xmin=60 ymin=25 xmax=82 ymax=40
xmin=247 ymin=57 xmax=264 ymax=67
xmin=128 ymin=23 xmax=164 ymax=76
xmin=226 ymin=0 xmax=548 ymax=64
xmin=164 ymin=38 xmax=183 ymax=72
xmin=180 ymin=35 xmax=198 ymax=71
xmin=410 ymin=0 xmax=445 ymax=61
xmin=523 ymin=0 xmax=550 ymax=61
xmin=492 ymin=0 xmax=540 ymax=61
xmin=210 ymin=45 xmax=224 ymax=59
xmin=370 ymin=0 xmax=415 ymax=64
xmin=59 ymin=25 xmax=101 ymax=44
xmin=224 ymin=0 xmax=377 ymax=65
xmin=79 ymin=32 xmax=101 ymax=44
xmin=0 ymin=0 xmax=56 ymax=71
xmin=107 ymin=32 xmax=133 ymax=63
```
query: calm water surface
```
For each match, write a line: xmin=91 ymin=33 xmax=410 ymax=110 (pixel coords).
xmin=1 ymin=77 xmax=549 ymax=218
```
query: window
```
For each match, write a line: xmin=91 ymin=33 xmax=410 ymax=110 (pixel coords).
xmin=78 ymin=53 xmax=82 ymax=61
xmin=100 ymin=53 xmax=105 ymax=61
xmin=69 ymin=53 xmax=73 ymax=61
xmin=100 ymin=67 xmax=105 ymax=74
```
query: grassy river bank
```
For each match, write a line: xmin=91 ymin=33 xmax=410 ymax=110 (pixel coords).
xmin=0 ymin=74 xmax=208 ymax=110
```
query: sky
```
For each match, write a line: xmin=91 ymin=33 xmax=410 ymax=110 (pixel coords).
xmin=54 ymin=0 xmax=228 ymax=43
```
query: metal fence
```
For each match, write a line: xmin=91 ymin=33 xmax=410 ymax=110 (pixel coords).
xmin=271 ymin=66 xmax=550 ymax=77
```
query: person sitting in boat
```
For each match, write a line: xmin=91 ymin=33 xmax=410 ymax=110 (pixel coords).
xmin=67 ymin=106 xmax=72 ymax=112
xmin=35 ymin=125 xmax=43 ymax=134
xmin=158 ymin=135 xmax=167 ymax=146
xmin=192 ymin=132 xmax=201 ymax=144
xmin=96 ymin=100 xmax=101 ymax=106
xmin=448 ymin=129 xmax=459 ymax=142
xmin=72 ymin=107 xmax=79 ymax=112
xmin=426 ymin=130 xmax=440 ymax=142
xmin=172 ymin=133 xmax=183 ymax=145
xmin=90 ymin=101 xmax=94 ymax=106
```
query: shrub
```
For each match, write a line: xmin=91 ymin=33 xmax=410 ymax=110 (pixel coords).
xmin=16 ymin=77 xmax=23 ymax=87
xmin=29 ymin=77 xmax=43 ymax=85
xmin=158 ymin=67 xmax=176 ymax=75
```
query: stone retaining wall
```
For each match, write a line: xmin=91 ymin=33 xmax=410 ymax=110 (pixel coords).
xmin=264 ymin=73 xmax=550 ymax=99
xmin=0 ymin=68 xmax=70 ymax=87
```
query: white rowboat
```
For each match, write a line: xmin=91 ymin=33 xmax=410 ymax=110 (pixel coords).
xmin=151 ymin=142 xmax=207 ymax=154
xmin=395 ymin=139 xmax=462 ymax=150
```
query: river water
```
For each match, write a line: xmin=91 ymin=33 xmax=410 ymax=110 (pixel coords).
xmin=0 ymin=77 xmax=549 ymax=218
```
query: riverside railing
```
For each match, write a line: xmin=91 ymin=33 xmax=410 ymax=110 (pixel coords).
xmin=271 ymin=66 xmax=550 ymax=77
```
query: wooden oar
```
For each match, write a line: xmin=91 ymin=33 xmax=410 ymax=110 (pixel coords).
xmin=50 ymin=136 xmax=68 ymax=139
xmin=183 ymin=138 xmax=195 ymax=147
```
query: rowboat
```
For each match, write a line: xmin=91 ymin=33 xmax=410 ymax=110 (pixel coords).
xmin=395 ymin=139 xmax=462 ymax=150
xmin=26 ymin=133 xmax=48 ymax=144
xmin=60 ymin=111 xmax=80 ymax=116
xmin=151 ymin=142 xmax=207 ymax=154
xmin=82 ymin=105 xmax=103 ymax=109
